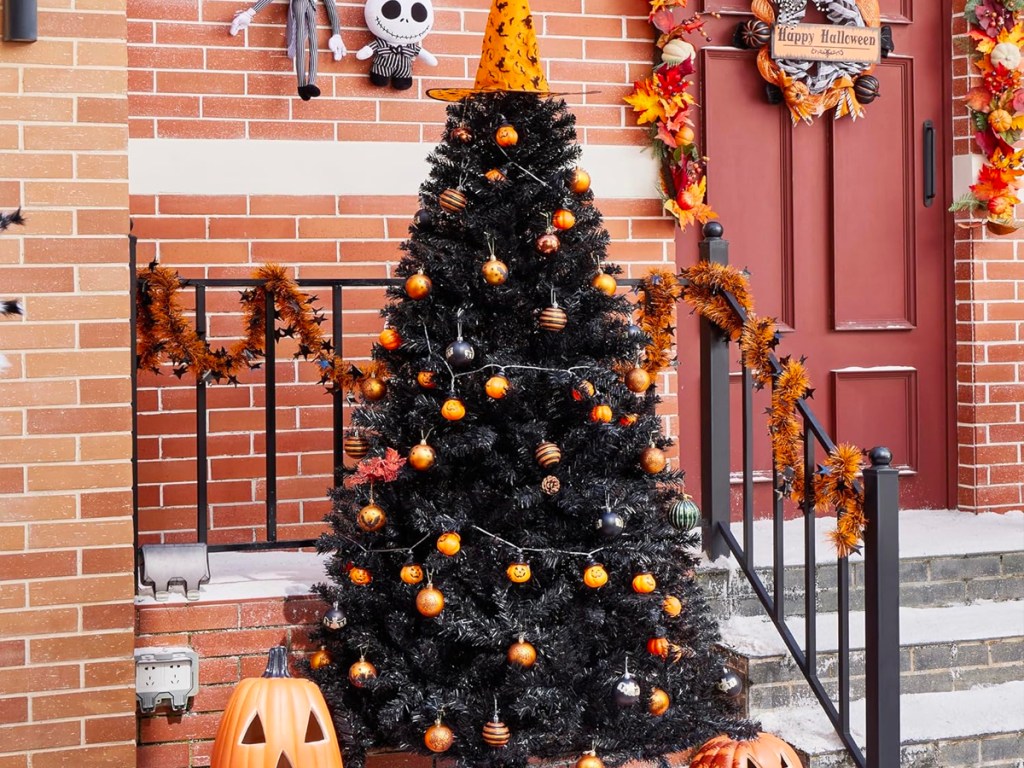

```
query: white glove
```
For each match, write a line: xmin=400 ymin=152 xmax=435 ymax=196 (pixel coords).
xmin=328 ymin=34 xmax=347 ymax=60
xmin=229 ymin=8 xmax=255 ymax=36
xmin=418 ymin=48 xmax=438 ymax=67
xmin=355 ymin=44 xmax=375 ymax=61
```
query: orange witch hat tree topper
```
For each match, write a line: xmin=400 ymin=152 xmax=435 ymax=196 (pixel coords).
xmin=427 ymin=0 xmax=554 ymax=101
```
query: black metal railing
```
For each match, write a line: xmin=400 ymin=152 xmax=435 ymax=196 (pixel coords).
xmin=698 ymin=222 xmax=900 ymax=768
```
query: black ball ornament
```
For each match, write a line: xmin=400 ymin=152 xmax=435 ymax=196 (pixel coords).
xmin=853 ymin=74 xmax=880 ymax=104
xmin=625 ymin=323 xmax=644 ymax=340
xmin=718 ymin=667 xmax=744 ymax=698
xmin=614 ymin=670 xmax=641 ymax=707
xmin=413 ymin=208 xmax=432 ymax=229
xmin=596 ymin=509 xmax=624 ymax=538
xmin=322 ymin=602 xmax=347 ymax=631
xmin=445 ymin=338 xmax=476 ymax=369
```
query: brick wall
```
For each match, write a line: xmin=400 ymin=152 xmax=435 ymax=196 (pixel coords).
xmin=951 ymin=1 xmax=1024 ymax=513
xmin=0 ymin=0 xmax=136 ymax=765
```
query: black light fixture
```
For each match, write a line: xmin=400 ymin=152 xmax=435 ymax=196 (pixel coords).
xmin=3 ymin=0 xmax=38 ymax=42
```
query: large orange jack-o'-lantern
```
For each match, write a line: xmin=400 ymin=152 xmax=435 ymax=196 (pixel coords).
xmin=689 ymin=732 xmax=803 ymax=768
xmin=211 ymin=646 xmax=344 ymax=768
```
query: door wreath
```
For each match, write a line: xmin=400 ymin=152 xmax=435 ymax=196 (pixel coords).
xmin=737 ymin=0 xmax=882 ymax=125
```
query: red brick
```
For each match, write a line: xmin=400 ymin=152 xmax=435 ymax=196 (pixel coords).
xmin=189 ymin=628 xmax=290 ymax=658
xmin=32 ymin=687 xmax=135 ymax=721
xmin=0 ymin=720 xmax=81 ymax=752
xmin=0 ymin=639 xmax=26 ymax=667
xmin=137 ymin=742 xmax=190 ymax=768
xmin=0 ymin=664 xmax=79 ymax=695
xmin=0 ymin=695 xmax=28 ymax=725
xmin=137 ymin=603 xmax=239 ymax=634
xmin=30 ymin=744 xmax=137 ymax=768
xmin=30 ymin=631 xmax=134 ymax=663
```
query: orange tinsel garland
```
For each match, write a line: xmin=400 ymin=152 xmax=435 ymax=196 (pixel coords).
xmin=677 ymin=261 xmax=866 ymax=556
xmin=135 ymin=263 xmax=386 ymax=395
xmin=634 ymin=270 xmax=684 ymax=377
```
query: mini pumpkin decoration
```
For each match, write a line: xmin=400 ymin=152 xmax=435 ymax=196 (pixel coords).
xmin=576 ymin=751 xmax=605 ymax=768
xmin=405 ymin=270 xmax=432 ymax=300
xmin=439 ymin=188 xmax=467 ymax=213
xmin=309 ymin=645 xmax=332 ymax=670
xmin=210 ymin=646 xmax=343 ymax=768
xmin=495 ymin=123 xmax=519 ymax=147
xmin=648 ymin=687 xmax=670 ymax=716
xmin=536 ymin=231 xmax=560 ymax=255
xmin=535 ymin=441 xmax=562 ymax=468
xmin=662 ymin=595 xmax=683 ymax=617
xmin=552 ymin=208 xmax=576 ymax=230
xmin=583 ymin=561 xmax=608 ymax=588
xmin=647 ymin=635 xmax=669 ymax=659
xmin=632 ymin=571 xmax=657 ymax=593
xmin=424 ymin=718 xmax=455 ymax=753
xmin=853 ymin=73 xmax=880 ymax=105
xmin=625 ymin=367 xmax=652 ymax=393
xmin=689 ymin=732 xmax=804 ymax=768
xmin=590 ymin=404 xmax=613 ymax=423
xmin=441 ymin=397 xmax=466 ymax=421
xmin=378 ymin=327 xmax=402 ymax=351
xmin=485 ymin=374 xmax=510 ymax=399
xmin=485 ymin=167 xmax=507 ymax=183
xmin=360 ymin=376 xmax=387 ymax=402
xmin=991 ymin=41 xmax=1022 ymax=71
xmin=569 ymin=167 xmax=591 ymax=195
xmin=506 ymin=560 xmax=532 ymax=584
xmin=343 ymin=433 xmax=369 ymax=460
xmin=436 ymin=531 xmax=461 ymax=556
xmin=592 ymin=270 xmax=617 ymax=296
xmin=348 ymin=654 xmax=377 ymax=687
xmin=409 ymin=439 xmax=436 ymax=471
xmin=619 ymin=413 xmax=639 ymax=427
xmin=400 ymin=562 xmax=424 ymax=585
xmin=736 ymin=18 xmax=771 ymax=49
xmin=482 ymin=255 xmax=509 ymax=285
xmin=507 ymin=637 xmax=537 ymax=668
xmin=417 ymin=371 xmax=438 ymax=389
xmin=539 ymin=305 xmax=568 ymax=332
xmin=349 ymin=566 xmax=372 ymax=586
xmin=640 ymin=445 xmax=667 ymax=474
xmin=573 ymin=380 xmax=596 ymax=400
xmin=990 ymin=108 xmax=1013 ymax=134
xmin=357 ymin=502 xmax=386 ymax=532
xmin=416 ymin=581 xmax=445 ymax=617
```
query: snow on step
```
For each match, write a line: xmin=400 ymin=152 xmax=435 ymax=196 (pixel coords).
xmin=699 ymin=509 xmax=1024 ymax=569
xmin=756 ymin=681 xmax=1024 ymax=756
xmin=719 ymin=600 xmax=1024 ymax=657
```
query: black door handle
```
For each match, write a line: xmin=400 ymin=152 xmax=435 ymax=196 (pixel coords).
xmin=923 ymin=120 xmax=935 ymax=207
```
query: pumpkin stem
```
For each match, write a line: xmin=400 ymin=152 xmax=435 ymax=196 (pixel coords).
xmin=262 ymin=645 xmax=292 ymax=678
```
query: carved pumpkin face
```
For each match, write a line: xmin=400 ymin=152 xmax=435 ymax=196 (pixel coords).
xmin=495 ymin=123 xmax=519 ymax=147
xmin=583 ymin=563 xmax=608 ymax=588
xmin=689 ymin=732 xmax=803 ymax=768
xmin=506 ymin=561 xmax=532 ymax=584
xmin=364 ymin=0 xmax=434 ymax=46
xmin=436 ymin=532 xmax=461 ymax=556
xmin=378 ymin=327 xmax=402 ymax=350
xmin=441 ymin=397 xmax=466 ymax=421
xmin=400 ymin=562 xmax=424 ymax=585
xmin=211 ymin=646 xmax=343 ymax=768
xmin=632 ymin=572 xmax=657 ymax=593
xmin=349 ymin=567 xmax=372 ymax=586
xmin=590 ymin=404 xmax=613 ymax=423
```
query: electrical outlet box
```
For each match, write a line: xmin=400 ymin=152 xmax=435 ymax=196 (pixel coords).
xmin=135 ymin=647 xmax=200 ymax=713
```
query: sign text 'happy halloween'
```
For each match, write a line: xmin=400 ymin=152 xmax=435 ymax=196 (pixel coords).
xmin=771 ymin=23 xmax=881 ymax=64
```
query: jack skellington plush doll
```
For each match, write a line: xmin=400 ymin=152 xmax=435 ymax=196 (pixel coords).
xmin=356 ymin=0 xmax=437 ymax=90
xmin=229 ymin=0 xmax=347 ymax=100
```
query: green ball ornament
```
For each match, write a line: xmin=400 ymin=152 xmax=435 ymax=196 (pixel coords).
xmin=668 ymin=496 xmax=700 ymax=531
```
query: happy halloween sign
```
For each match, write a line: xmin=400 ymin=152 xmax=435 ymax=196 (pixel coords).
xmin=771 ymin=23 xmax=881 ymax=64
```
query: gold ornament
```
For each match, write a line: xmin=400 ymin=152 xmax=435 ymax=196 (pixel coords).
xmin=360 ymin=376 xmax=387 ymax=401
xmin=343 ymin=433 xmax=369 ymax=459
xmin=640 ymin=445 xmax=667 ymax=474
xmin=552 ymin=208 xmax=576 ymax=230
xmin=535 ymin=441 xmax=562 ymax=468
xmin=405 ymin=271 xmax=432 ymax=300
xmin=424 ymin=719 xmax=454 ymax=753
xmin=439 ymin=188 xmax=467 ymax=213
xmin=592 ymin=270 xmax=617 ymax=296
xmin=416 ymin=582 xmax=445 ymax=617
xmin=576 ymin=750 xmax=605 ymax=768
xmin=539 ymin=305 xmax=568 ymax=332
xmin=482 ymin=716 xmax=510 ymax=748
xmin=482 ymin=255 xmax=509 ymax=285
xmin=357 ymin=502 xmax=386 ymax=532
xmin=648 ymin=687 xmax=670 ymax=716
xmin=625 ymin=367 xmax=652 ymax=393
xmin=379 ymin=327 xmax=402 ymax=351
xmin=536 ymin=231 xmax=560 ymax=255
xmin=309 ymin=645 xmax=332 ymax=670
xmin=409 ymin=440 xmax=436 ymax=471
xmin=507 ymin=637 xmax=537 ymax=668
xmin=436 ymin=532 xmax=461 ymax=556
xmin=569 ymin=167 xmax=591 ymax=195
xmin=348 ymin=655 xmax=377 ymax=687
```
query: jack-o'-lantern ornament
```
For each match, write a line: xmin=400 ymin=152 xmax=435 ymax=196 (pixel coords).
xmin=210 ymin=646 xmax=343 ymax=768
xmin=689 ymin=733 xmax=804 ymax=768
xmin=378 ymin=326 xmax=402 ymax=351
xmin=436 ymin=531 xmax=461 ymax=556
xmin=495 ymin=123 xmax=518 ymax=147
xmin=632 ymin=571 xmax=657 ymax=593
xmin=417 ymin=371 xmax=438 ymax=389
xmin=583 ymin=561 xmax=608 ymax=588
xmin=648 ymin=687 xmax=670 ymax=716
xmin=485 ymin=374 xmax=510 ymax=399
xmin=552 ymin=208 xmax=576 ymax=231
xmin=592 ymin=270 xmax=617 ymax=296
xmin=357 ymin=502 xmax=386 ymax=532
xmin=416 ymin=581 xmax=445 ymax=617
xmin=424 ymin=718 xmax=454 ymax=753
xmin=482 ymin=255 xmax=509 ymax=285
xmin=572 ymin=380 xmax=596 ymax=401
xmin=348 ymin=654 xmax=377 ymax=687
xmin=400 ymin=562 xmax=424 ymax=585
xmin=507 ymin=637 xmax=537 ymax=668
xmin=441 ymin=396 xmax=466 ymax=421
xmin=536 ymin=231 xmax=560 ymax=255
xmin=506 ymin=560 xmax=532 ymax=584
xmin=625 ymin=367 xmax=652 ymax=393
xmin=409 ymin=439 xmax=436 ymax=471
xmin=405 ymin=270 xmax=432 ymax=300
xmin=569 ymin=167 xmax=591 ymax=195
xmin=662 ymin=595 xmax=683 ymax=617
xmin=640 ymin=445 xmax=667 ymax=474
xmin=349 ymin=566 xmax=372 ymax=586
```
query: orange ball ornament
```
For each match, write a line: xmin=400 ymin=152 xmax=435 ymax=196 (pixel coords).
xmin=405 ymin=271 xmax=432 ymax=300
xmin=506 ymin=561 xmax=532 ymax=584
xmin=441 ymin=397 xmax=466 ymax=421
xmin=632 ymin=572 xmax=657 ymax=593
xmin=507 ymin=637 xmax=537 ymax=668
xmin=348 ymin=655 xmax=377 ymax=687
xmin=436 ymin=532 xmax=461 ymax=556
xmin=662 ymin=595 xmax=683 ymax=617
xmin=625 ymin=367 xmax=652 ymax=393
xmin=379 ymin=327 xmax=402 ymax=351
xmin=416 ymin=582 xmax=445 ymax=617
xmin=357 ymin=502 xmax=386 ymax=532
xmin=360 ymin=376 xmax=387 ymax=402
xmin=424 ymin=719 xmax=454 ymax=753
xmin=640 ymin=445 xmax=667 ymax=474
xmin=590 ymin=404 xmax=613 ymax=423
xmin=417 ymin=371 xmax=438 ymax=389
xmin=576 ymin=751 xmax=605 ymax=768
xmin=485 ymin=374 xmax=510 ymax=399
xmin=592 ymin=270 xmax=617 ymax=296
xmin=482 ymin=256 xmax=509 ymax=285
xmin=569 ymin=167 xmax=591 ymax=195
xmin=349 ymin=566 xmax=372 ymax=586
xmin=400 ymin=562 xmax=424 ymax=585
xmin=309 ymin=645 xmax=332 ymax=670
xmin=495 ymin=123 xmax=519 ymax=147
xmin=552 ymin=208 xmax=576 ymax=230
xmin=648 ymin=687 xmax=671 ymax=716
xmin=409 ymin=440 xmax=436 ymax=471
xmin=583 ymin=562 xmax=608 ymax=588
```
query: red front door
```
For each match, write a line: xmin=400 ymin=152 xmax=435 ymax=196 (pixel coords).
xmin=677 ymin=0 xmax=953 ymax=510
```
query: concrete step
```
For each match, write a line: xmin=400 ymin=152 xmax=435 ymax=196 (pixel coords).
xmin=695 ymin=510 xmax=1024 ymax=619
xmin=717 ymin=600 xmax=1024 ymax=709
xmin=753 ymin=681 xmax=1024 ymax=768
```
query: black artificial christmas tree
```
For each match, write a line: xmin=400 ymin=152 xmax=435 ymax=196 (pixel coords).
xmin=312 ymin=2 xmax=754 ymax=765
